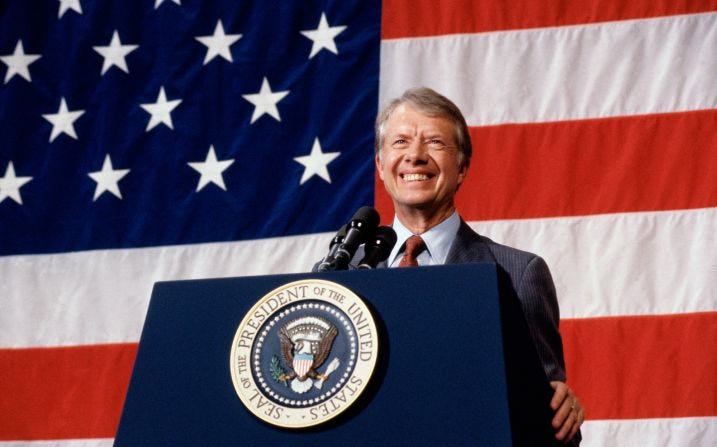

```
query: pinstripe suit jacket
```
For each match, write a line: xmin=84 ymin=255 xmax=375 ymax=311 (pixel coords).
xmin=369 ymin=218 xmax=567 ymax=382
xmin=447 ymin=221 xmax=581 ymax=445
xmin=442 ymin=219 xmax=566 ymax=382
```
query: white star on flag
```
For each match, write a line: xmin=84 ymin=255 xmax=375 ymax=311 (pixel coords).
xmin=195 ymin=20 xmax=242 ymax=65
xmin=1 ymin=40 xmax=41 ymax=84
xmin=300 ymin=12 xmax=347 ymax=59
xmin=241 ymin=77 xmax=290 ymax=124
xmin=154 ymin=0 xmax=181 ymax=9
xmin=88 ymin=154 xmax=130 ymax=201
xmin=92 ymin=30 xmax=139 ymax=75
xmin=0 ymin=162 xmax=33 ymax=205
xmin=188 ymin=145 xmax=235 ymax=192
xmin=42 ymin=97 xmax=85 ymax=142
xmin=293 ymin=138 xmax=340 ymax=185
xmin=140 ymin=87 xmax=182 ymax=131
xmin=57 ymin=0 xmax=82 ymax=18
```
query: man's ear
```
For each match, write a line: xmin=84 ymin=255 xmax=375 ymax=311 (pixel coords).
xmin=457 ymin=163 xmax=468 ymax=185
xmin=375 ymin=153 xmax=384 ymax=181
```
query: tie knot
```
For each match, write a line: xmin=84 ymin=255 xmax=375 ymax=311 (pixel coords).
xmin=399 ymin=235 xmax=426 ymax=267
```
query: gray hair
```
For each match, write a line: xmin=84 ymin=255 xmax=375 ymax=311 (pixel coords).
xmin=375 ymin=87 xmax=472 ymax=169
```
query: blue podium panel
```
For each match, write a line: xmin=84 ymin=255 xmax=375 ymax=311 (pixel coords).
xmin=115 ymin=264 xmax=513 ymax=446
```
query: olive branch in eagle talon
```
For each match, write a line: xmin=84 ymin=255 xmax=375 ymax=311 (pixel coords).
xmin=270 ymin=356 xmax=288 ymax=386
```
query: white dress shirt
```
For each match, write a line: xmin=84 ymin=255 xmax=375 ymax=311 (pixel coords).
xmin=386 ymin=210 xmax=461 ymax=267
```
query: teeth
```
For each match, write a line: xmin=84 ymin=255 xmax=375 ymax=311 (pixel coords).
xmin=403 ymin=173 xmax=429 ymax=182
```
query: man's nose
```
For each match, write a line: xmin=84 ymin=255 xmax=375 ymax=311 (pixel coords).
xmin=404 ymin=141 xmax=429 ymax=162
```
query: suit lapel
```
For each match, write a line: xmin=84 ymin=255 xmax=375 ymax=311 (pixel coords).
xmin=445 ymin=220 xmax=496 ymax=265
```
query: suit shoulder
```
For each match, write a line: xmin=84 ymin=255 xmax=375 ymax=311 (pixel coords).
xmin=482 ymin=236 xmax=540 ymax=266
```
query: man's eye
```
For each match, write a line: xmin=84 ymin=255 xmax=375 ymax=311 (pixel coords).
xmin=392 ymin=139 xmax=408 ymax=147
xmin=426 ymin=139 xmax=445 ymax=149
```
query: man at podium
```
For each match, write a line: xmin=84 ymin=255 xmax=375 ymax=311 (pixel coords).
xmin=374 ymin=87 xmax=584 ymax=444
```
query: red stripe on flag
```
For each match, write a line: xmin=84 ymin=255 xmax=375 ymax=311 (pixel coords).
xmin=0 ymin=343 xmax=136 ymax=441
xmin=562 ymin=312 xmax=717 ymax=420
xmin=381 ymin=0 xmax=717 ymax=39
xmin=376 ymin=110 xmax=717 ymax=221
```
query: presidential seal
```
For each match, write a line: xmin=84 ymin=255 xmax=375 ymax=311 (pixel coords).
xmin=229 ymin=279 xmax=379 ymax=428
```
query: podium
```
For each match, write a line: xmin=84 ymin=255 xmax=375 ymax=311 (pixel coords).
xmin=115 ymin=264 xmax=557 ymax=446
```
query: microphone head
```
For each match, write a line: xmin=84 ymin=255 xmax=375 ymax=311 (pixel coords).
xmin=357 ymin=225 xmax=397 ymax=268
xmin=372 ymin=225 xmax=397 ymax=251
xmin=331 ymin=207 xmax=382 ymax=270
xmin=350 ymin=206 xmax=380 ymax=229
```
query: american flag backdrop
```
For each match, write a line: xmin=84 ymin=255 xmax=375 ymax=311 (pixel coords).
xmin=1 ymin=0 xmax=716 ymax=445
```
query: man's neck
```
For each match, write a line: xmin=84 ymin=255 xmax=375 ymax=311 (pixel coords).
xmin=395 ymin=204 xmax=456 ymax=234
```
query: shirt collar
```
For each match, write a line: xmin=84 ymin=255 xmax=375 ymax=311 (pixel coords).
xmin=387 ymin=210 xmax=461 ymax=266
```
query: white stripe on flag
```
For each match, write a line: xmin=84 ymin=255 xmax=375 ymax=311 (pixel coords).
xmin=3 ymin=207 xmax=715 ymax=347
xmin=380 ymin=12 xmax=717 ymax=125
xmin=0 ymin=233 xmax=329 ymax=348
xmin=470 ymin=207 xmax=717 ymax=319
xmin=581 ymin=417 xmax=717 ymax=447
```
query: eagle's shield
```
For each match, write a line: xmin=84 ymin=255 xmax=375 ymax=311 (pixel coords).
xmin=293 ymin=352 xmax=313 ymax=379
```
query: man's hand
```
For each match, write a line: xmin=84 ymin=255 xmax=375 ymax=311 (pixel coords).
xmin=550 ymin=381 xmax=584 ymax=443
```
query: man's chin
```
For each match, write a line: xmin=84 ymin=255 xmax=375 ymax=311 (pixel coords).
xmin=394 ymin=199 xmax=439 ymax=211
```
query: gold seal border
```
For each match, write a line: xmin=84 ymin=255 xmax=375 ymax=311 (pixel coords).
xmin=229 ymin=278 xmax=379 ymax=429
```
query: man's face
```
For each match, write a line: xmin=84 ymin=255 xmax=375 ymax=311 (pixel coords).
xmin=376 ymin=104 xmax=467 ymax=215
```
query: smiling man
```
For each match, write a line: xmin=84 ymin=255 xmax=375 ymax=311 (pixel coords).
xmin=375 ymin=87 xmax=584 ymax=444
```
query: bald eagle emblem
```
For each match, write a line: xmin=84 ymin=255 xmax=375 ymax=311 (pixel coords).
xmin=275 ymin=316 xmax=340 ymax=394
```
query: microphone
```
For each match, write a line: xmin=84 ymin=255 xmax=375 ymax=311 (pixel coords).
xmin=331 ymin=206 xmax=380 ymax=270
xmin=317 ymin=224 xmax=348 ymax=272
xmin=357 ymin=225 xmax=397 ymax=269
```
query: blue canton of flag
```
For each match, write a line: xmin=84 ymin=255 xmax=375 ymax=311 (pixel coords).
xmin=0 ymin=0 xmax=380 ymax=255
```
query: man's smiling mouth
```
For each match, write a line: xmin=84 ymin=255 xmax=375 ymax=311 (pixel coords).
xmin=401 ymin=173 xmax=431 ymax=182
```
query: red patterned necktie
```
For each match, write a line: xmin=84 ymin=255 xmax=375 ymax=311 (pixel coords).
xmin=398 ymin=235 xmax=426 ymax=267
